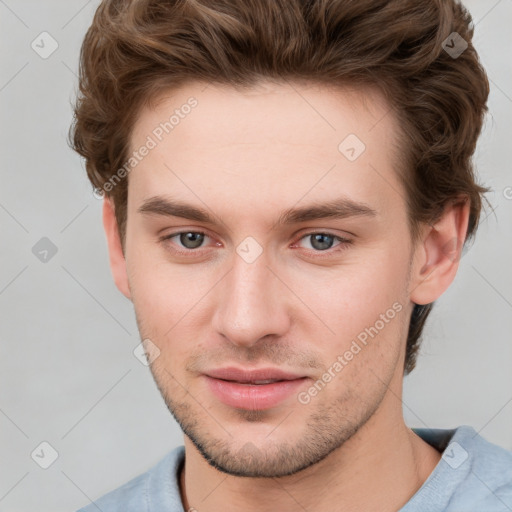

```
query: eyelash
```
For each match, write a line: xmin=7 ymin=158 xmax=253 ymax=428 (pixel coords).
xmin=159 ymin=230 xmax=353 ymax=258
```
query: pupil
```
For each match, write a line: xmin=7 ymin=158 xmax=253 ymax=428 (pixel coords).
xmin=311 ymin=233 xmax=333 ymax=251
xmin=181 ymin=232 xmax=204 ymax=249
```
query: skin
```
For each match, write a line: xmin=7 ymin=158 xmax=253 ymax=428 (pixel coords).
xmin=103 ymin=80 xmax=469 ymax=512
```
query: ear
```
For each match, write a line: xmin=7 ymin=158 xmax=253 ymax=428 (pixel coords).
xmin=409 ymin=197 xmax=470 ymax=306
xmin=102 ymin=197 xmax=131 ymax=300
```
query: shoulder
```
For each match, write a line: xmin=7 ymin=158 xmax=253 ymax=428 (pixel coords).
xmin=456 ymin=425 xmax=512 ymax=499
xmin=75 ymin=445 xmax=185 ymax=512
xmin=410 ymin=425 xmax=512 ymax=511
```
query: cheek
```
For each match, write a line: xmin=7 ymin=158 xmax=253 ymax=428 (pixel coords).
xmin=337 ymin=255 xmax=410 ymax=378
xmin=127 ymin=250 xmax=216 ymax=360
xmin=308 ymin=263 xmax=409 ymax=401
xmin=345 ymin=260 xmax=407 ymax=325
xmin=289 ymin=245 xmax=410 ymax=339
xmin=290 ymin=254 xmax=410 ymax=397
xmin=127 ymin=237 xmax=199 ymax=311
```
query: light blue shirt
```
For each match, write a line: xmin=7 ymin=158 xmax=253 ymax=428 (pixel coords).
xmin=76 ymin=425 xmax=512 ymax=511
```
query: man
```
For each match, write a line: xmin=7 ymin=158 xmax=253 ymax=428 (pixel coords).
xmin=71 ymin=0 xmax=512 ymax=510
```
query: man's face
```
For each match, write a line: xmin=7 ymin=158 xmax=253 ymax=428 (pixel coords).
xmin=122 ymin=81 xmax=419 ymax=477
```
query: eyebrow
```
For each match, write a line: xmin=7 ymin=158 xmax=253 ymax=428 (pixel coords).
xmin=137 ymin=195 xmax=378 ymax=226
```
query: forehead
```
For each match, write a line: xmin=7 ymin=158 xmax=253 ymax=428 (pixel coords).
xmin=127 ymin=81 xmax=405 ymax=223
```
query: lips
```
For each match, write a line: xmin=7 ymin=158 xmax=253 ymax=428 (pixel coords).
xmin=203 ymin=367 xmax=309 ymax=410
xmin=205 ymin=367 xmax=305 ymax=384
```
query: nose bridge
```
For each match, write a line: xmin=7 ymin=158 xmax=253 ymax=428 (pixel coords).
xmin=212 ymin=243 xmax=289 ymax=346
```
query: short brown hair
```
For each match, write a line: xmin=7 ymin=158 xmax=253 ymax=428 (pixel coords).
xmin=70 ymin=0 xmax=491 ymax=374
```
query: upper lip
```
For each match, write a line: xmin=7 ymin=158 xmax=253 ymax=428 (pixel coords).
xmin=204 ymin=367 xmax=307 ymax=383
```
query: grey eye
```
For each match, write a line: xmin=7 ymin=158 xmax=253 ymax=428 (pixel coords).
xmin=304 ymin=233 xmax=336 ymax=251
xmin=178 ymin=232 xmax=205 ymax=249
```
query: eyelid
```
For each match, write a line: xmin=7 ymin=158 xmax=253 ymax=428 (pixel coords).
xmin=291 ymin=230 xmax=353 ymax=253
xmin=295 ymin=229 xmax=352 ymax=242
xmin=159 ymin=229 xmax=214 ymax=249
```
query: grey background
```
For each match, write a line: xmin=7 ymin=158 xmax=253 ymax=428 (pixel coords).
xmin=0 ymin=1 xmax=511 ymax=511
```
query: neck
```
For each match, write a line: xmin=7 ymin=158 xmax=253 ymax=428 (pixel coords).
xmin=178 ymin=402 xmax=441 ymax=512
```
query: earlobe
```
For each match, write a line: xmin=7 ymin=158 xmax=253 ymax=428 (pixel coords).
xmin=410 ymin=197 xmax=470 ymax=306
xmin=102 ymin=197 xmax=132 ymax=300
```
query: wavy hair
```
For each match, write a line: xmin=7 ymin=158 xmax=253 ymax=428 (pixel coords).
xmin=70 ymin=0 xmax=491 ymax=374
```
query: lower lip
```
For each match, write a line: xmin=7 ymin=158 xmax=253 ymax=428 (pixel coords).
xmin=204 ymin=376 xmax=308 ymax=410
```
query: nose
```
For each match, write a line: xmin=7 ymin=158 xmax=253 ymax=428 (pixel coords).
xmin=210 ymin=245 xmax=292 ymax=349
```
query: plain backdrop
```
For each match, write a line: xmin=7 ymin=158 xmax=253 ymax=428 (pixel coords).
xmin=1 ymin=1 xmax=511 ymax=511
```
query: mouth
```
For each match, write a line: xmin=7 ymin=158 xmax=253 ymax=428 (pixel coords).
xmin=203 ymin=367 xmax=309 ymax=410
xmin=205 ymin=367 xmax=306 ymax=382
xmin=224 ymin=379 xmax=287 ymax=385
